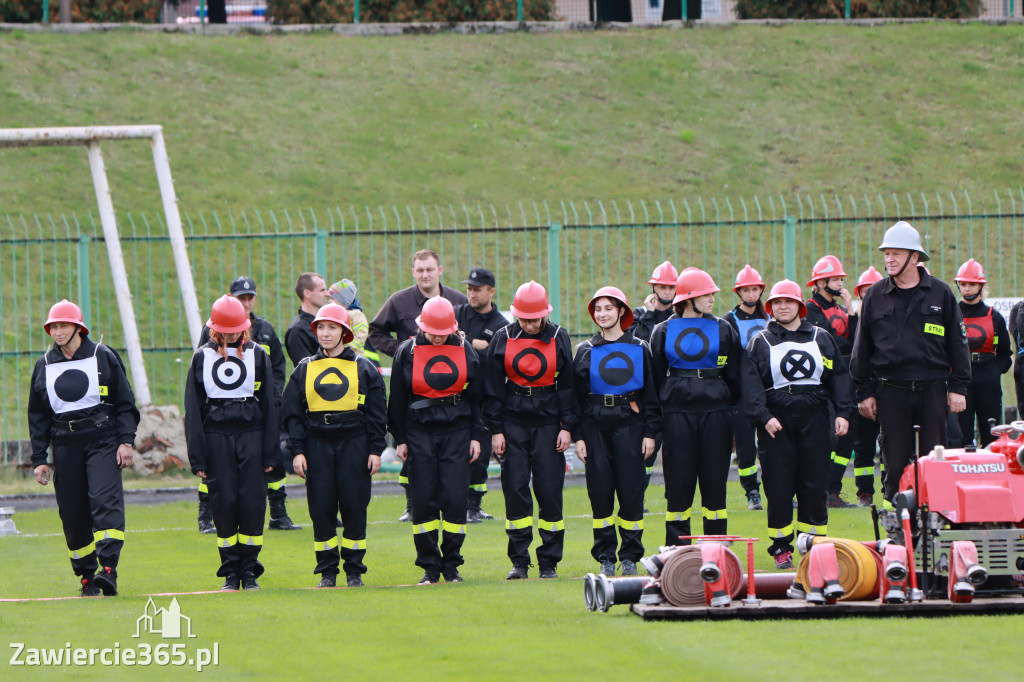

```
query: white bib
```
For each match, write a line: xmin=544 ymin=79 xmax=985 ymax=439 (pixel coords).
xmin=769 ymin=339 xmax=824 ymax=390
xmin=201 ymin=347 xmax=256 ymax=399
xmin=45 ymin=356 xmax=101 ymax=414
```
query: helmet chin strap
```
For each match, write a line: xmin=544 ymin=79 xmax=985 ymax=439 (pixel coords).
xmin=824 ymin=285 xmax=843 ymax=298
xmin=321 ymin=335 xmax=344 ymax=354
xmin=894 ymin=254 xmax=915 ymax=279
xmin=962 ymin=291 xmax=981 ymax=302
xmin=653 ymin=288 xmax=674 ymax=306
xmin=56 ymin=327 xmax=79 ymax=350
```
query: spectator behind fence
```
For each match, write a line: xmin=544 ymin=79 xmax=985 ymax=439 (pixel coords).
xmin=328 ymin=278 xmax=381 ymax=366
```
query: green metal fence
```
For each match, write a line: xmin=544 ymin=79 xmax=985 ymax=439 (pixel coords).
xmin=3 ymin=189 xmax=1023 ymax=463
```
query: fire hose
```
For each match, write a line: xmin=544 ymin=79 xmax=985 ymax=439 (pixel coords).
xmin=659 ymin=546 xmax=744 ymax=605
xmin=795 ymin=536 xmax=880 ymax=601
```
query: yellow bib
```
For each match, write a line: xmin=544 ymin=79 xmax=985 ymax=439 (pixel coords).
xmin=305 ymin=358 xmax=359 ymax=412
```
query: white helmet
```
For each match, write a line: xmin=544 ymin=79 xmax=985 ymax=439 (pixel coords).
xmin=878 ymin=221 xmax=929 ymax=262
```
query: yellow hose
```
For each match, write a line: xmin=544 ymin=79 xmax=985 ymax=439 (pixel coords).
xmin=795 ymin=537 xmax=880 ymax=601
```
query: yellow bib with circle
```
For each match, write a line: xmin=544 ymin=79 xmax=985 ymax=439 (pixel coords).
xmin=305 ymin=358 xmax=359 ymax=412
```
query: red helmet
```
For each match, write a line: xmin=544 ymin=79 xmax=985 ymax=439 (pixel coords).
xmin=648 ymin=261 xmax=679 ymax=286
xmin=510 ymin=280 xmax=553 ymax=320
xmin=417 ymin=297 xmax=459 ymax=336
xmin=806 ymin=255 xmax=847 ymax=287
xmin=207 ymin=295 xmax=251 ymax=334
xmin=588 ymin=286 xmax=634 ymax=330
xmin=732 ymin=264 xmax=765 ymax=292
xmin=765 ymin=280 xmax=807 ymax=318
xmin=44 ymin=299 xmax=89 ymax=336
xmin=954 ymin=258 xmax=986 ymax=285
xmin=855 ymin=266 xmax=883 ymax=298
xmin=311 ymin=303 xmax=355 ymax=343
xmin=672 ymin=268 xmax=719 ymax=304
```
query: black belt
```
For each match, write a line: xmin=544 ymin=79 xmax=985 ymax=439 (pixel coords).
xmin=207 ymin=397 xmax=256 ymax=405
xmin=507 ymin=382 xmax=557 ymax=396
xmin=587 ymin=391 xmax=640 ymax=407
xmin=668 ymin=367 xmax=722 ymax=378
xmin=877 ymin=378 xmax=943 ymax=391
xmin=409 ymin=394 xmax=463 ymax=409
xmin=770 ymin=384 xmax=821 ymax=395
xmin=52 ymin=413 xmax=110 ymax=433
xmin=971 ymin=352 xmax=995 ymax=363
xmin=306 ymin=411 xmax=364 ymax=426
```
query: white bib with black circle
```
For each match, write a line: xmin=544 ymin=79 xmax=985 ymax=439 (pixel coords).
xmin=201 ymin=347 xmax=256 ymax=399
xmin=45 ymin=356 xmax=102 ymax=414
xmin=769 ymin=340 xmax=824 ymax=390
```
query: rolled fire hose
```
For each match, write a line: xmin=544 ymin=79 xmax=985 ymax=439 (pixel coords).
xmin=660 ymin=545 xmax=743 ymax=606
xmin=795 ymin=537 xmax=880 ymax=601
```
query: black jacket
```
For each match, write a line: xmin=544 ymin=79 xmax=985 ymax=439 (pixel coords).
xmin=850 ymin=266 xmax=972 ymax=401
xmin=200 ymin=313 xmax=286 ymax=405
xmin=368 ymin=284 xmax=469 ymax=358
xmin=454 ymin=303 xmax=508 ymax=347
xmin=281 ymin=346 xmax=388 ymax=457
xmin=958 ymin=300 xmax=1012 ymax=379
xmin=387 ymin=333 xmax=486 ymax=444
xmin=284 ymin=308 xmax=319 ymax=367
xmin=183 ymin=340 xmax=280 ymax=474
xmin=482 ymin=321 xmax=578 ymax=433
xmin=28 ymin=338 xmax=140 ymax=467
xmin=629 ymin=306 xmax=673 ymax=343
xmin=743 ymin=319 xmax=854 ymax=427
xmin=804 ymin=292 xmax=854 ymax=357
xmin=571 ymin=331 xmax=661 ymax=441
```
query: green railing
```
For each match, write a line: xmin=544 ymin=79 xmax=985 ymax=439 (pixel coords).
xmin=2 ymin=189 xmax=1023 ymax=463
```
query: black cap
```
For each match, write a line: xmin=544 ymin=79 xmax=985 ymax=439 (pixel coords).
xmin=229 ymin=276 xmax=257 ymax=297
xmin=461 ymin=267 xmax=495 ymax=287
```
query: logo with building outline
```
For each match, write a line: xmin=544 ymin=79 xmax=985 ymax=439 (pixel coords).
xmin=134 ymin=597 xmax=196 ymax=639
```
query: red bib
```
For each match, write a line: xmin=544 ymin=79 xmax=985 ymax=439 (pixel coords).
xmin=412 ymin=344 xmax=468 ymax=398
xmin=816 ymin=303 xmax=850 ymax=339
xmin=504 ymin=337 xmax=557 ymax=387
xmin=964 ymin=308 xmax=995 ymax=354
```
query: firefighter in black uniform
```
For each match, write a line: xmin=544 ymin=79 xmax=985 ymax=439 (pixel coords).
xmin=389 ymin=297 xmax=485 ymax=584
xmin=285 ymin=272 xmax=330 ymax=366
xmin=650 ymin=268 xmax=746 ymax=547
xmin=803 ymin=254 xmax=856 ymax=509
xmin=185 ymin=296 xmax=280 ymax=591
xmin=573 ymin=287 xmax=660 ymax=577
xmin=484 ymin=281 xmax=578 ymax=580
xmin=29 ymin=300 xmax=140 ymax=597
xmin=196 ymin=276 xmax=297 ymax=534
xmin=850 ymin=266 xmax=884 ymax=506
xmin=954 ymin=258 xmax=1011 ymax=447
xmin=744 ymin=280 xmax=853 ymax=569
xmin=850 ymin=221 xmax=971 ymax=502
xmin=454 ymin=267 xmax=508 ymax=523
xmin=721 ymin=264 xmax=769 ymax=511
xmin=1012 ymin=301 xmax=1024 ymax=420
xmin=283 ymin=304 xmax=387 ymax=589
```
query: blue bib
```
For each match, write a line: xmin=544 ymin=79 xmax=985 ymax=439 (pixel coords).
xmin=736 ymin=318 xmax=768 ymax=346
xmin=589 ymin=343 xmax=644 ymax=395
xmin=665 ymin=318 xmax=720 ymax=370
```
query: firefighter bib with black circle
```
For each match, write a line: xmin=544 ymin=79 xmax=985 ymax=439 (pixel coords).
xmin=505 ymin=337 xmax=557 ymax=387
xmin=963 ymin=308 xmax=995 ymax=354
xmin=664 ymin=318 xmax=721 ymax=370
xmin=412 ymin=345 xmax=468 ymax=398
xmin=201 ymin=347 xmax=256 ymax=399
xmin=306 ymin=357 xmax=359 ymax=412
xmin=45 ymin=356 xmax=101 ymax=414
xmin=736 ymin=318 xmax=768 ymax=346
xmin=589 ymin=342 xmax=644 ymax=395
xmin=769 ymin=340 xmax=824 ymax=390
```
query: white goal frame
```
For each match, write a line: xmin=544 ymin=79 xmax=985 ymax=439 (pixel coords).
xmin=0 ymin=125 xmax=204 ymax=407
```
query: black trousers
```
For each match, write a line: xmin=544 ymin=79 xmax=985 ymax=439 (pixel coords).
xmin=205 ymin=430 xmax=266 ymax=578
xmin=852 ymin=412 xmax=881 ymax=496
xmin=582 ymin=420 xmax=646 ymax=563
xmin=826 ymin=414 xmax=856 ymax=496
xmin=662 ymin=410 xmax=732 ymax=546
xmin=758 ymin=405 xmax=830 ymax=556
xmin=1015 ymin=354 xmax=1024 ymax=418
xmin=304 ymin=431 xmax=371 ymax=577
xmin=958 ymin=372 xmax=1003 ymax=447
xmin=875 ymin=382 xmax=948 ymax=501
xmin=500 ymin=420 xmax=564 ymax=568
xmin=469 ymin=437 xmax=491 ymax=497
xmin=409 ymin=423 xmax=470 ymax=573
xmin=52 ymin=432 xmax=124 ymax=578
xmin=728 ymin=407 xmax=760 ymax=495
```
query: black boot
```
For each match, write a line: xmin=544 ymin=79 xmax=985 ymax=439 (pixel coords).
xmin=468 ymin=489 xmax=493 ymax=521
xmin=198 ymin=490 xmax=216 ymax=534
xmin=268 ymin=486 xmax=301 ymax=531
xmin=398 ymin=486 xmax=413 ymax=523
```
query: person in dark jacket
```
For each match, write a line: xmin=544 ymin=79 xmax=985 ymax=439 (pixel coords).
xmin=484 ymin=281 xmax=578 ymax=580
xmin=197 ymin=276 xmax=298 ymax=533
xmin=744 ymin=280 xmax=853 ymax=569
xmin=630 ymin=261 xmax=679 ymax=344
xmin=953 ymin=259 xmax=1012 ymax=447
xmin=454 ymin=267 xmax=508 ymax=523
xmin=184 ymin=296 xmax=280 ymax=591
xmin=283 ymin=304 xmax=387 ymax=589
xmin=573 ymin=287 xmax=660 ymax=577
xmin=28 ymin=300 xmax=140 ymax=597
xmin=650 ymin=268 xmax=747 ymax=547
xmin=850 ymin=222 xmax=971 ymax=502
xmin=285 ymin=272 xmax=330 ymax=366
xmin=389 ymin=297 xmax=485 ymax=584
xmin=1011 ymin=300 xmax=1024 ymax=420
xmin=850 ymin=266 xmax=884 ymax=507
xmin=721 ymin=264 xmax=770 ymax=511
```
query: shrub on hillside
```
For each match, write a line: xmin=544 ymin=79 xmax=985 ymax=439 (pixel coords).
xmin=736 ymin=0 xmax=980 ymax=19
xmin=266 ymin=0 xmax=556 ymax=23
xmin=0 ymin=0 xmax=161 ymax=22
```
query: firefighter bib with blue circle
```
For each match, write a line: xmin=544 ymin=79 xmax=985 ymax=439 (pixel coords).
xmin=45 ymin=356 xmax=102 ymax=414
xmin=736 ymin=318 xmax=768 ymax=346
xmin=664 ymin=318 xmax=720 ymax=369
xmin=589 ymin=342 xmax=644 ymax=395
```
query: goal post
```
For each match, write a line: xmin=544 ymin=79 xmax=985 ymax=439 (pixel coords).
xmin=0 ymin=125 xmax=204 ymax=407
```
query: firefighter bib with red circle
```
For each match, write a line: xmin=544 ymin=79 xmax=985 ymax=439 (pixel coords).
xmin=412 ymin=344 xmax=468 ymax=398
xmin=505 ymin=337 xmax=557 ymax=387
xmin=809 ymin=300 xmax=850 ymax=339
xmin=963 ymin=308 xmax=995 ymax=354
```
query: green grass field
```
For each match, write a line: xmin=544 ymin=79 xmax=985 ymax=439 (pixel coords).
xmin=2 ymin=482 xmax=1022 ymax=680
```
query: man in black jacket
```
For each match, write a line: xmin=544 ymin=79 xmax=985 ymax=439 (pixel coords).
xmin=285 ymin=272 xmax=330 ymax=366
